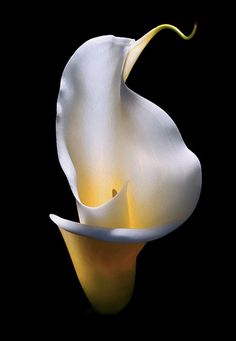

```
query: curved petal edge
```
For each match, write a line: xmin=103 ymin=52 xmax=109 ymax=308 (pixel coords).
xmin=50 ymin=214 xmax=182 ymax=243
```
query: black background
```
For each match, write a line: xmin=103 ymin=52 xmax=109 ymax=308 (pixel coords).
xmin=6 ymin=5 xmax=225 ymax=337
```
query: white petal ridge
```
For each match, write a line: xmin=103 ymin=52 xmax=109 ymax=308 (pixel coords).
xmin=49 ymin=214 xmax=181 ymax=243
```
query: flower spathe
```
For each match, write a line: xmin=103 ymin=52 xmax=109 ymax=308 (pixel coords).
xmin=50 ymin=24 xmax=201 ymax=314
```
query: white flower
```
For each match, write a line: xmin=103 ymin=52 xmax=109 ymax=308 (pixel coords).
xmin=50 ymin=24 xmax=201 ymax=314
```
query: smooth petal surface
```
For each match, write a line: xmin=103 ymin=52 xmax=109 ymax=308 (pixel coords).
xmin=58 ymin=227 xmax=144 ymax=314
xmin=56 ymin=36 xmax=134 ymax=228
xmin=51 ymin=26 xmax=202 ymax=314
xmin=54 ymin=31 xmax=201 ymax=231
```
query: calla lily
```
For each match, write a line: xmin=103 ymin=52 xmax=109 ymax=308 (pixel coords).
xmin=50 ymin=23 xmax=201 ymax=314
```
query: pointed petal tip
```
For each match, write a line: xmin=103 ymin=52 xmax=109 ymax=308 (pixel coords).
xmin=49 ymin=214 xmax=58 ymax=225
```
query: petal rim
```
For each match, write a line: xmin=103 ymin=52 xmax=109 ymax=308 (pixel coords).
xmin=50 ymin=214 xmax=182 ymax=243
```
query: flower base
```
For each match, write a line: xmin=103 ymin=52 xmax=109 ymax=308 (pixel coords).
xmin=60 ymin=229 xmax=144 ymax=314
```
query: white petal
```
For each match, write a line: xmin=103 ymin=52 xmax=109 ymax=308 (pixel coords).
xmin=120 ymin=81 xmax=201 ymax=227
xmin=54 ymin=30 xmax=201 ymax=233
xmin=56 ymin=36 xmax=135 ymax=227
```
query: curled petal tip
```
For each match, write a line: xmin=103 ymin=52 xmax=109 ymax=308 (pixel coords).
xmin=186 ymin=23 xmax=197 ymax=40
xmin=123 ymin=22 xmax=197 ymax=81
